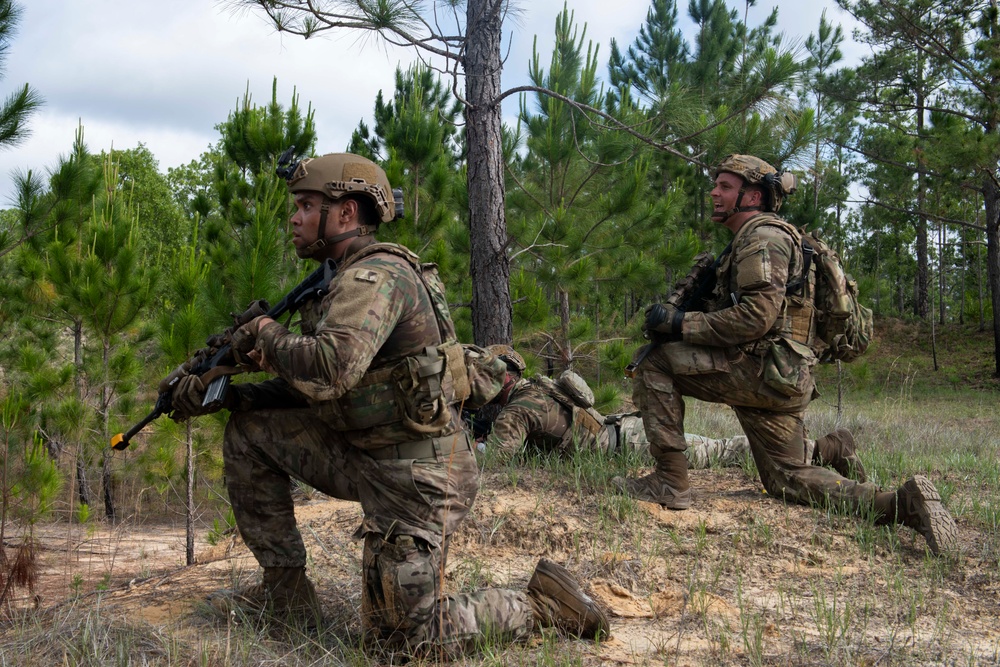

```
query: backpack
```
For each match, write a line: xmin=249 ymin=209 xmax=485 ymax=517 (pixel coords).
xmin=555 ymin=370 xmax=595 ymax=408
xmin=534 ymin=370 xmax=595 ymax=408
xmin=797 ymin=229 xmax=874 ymax=363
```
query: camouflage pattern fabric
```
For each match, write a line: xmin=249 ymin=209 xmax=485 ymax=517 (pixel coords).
xmin=685 ymin=213 xmax=812 ymax=354
xmin=252 ymin=237 xmax=463 ymax=447
xmin=362 ymin=532 xmax=534 ymax=657
xmin=224 ymin=236 xmax=534 ymax=654
xmin=484 ymin=379 xmax=608 ymax=462
xmin=612 ymin=416 xmax=819 ymax=469
xmin=633 ymin=216 xmax=883 ymax=513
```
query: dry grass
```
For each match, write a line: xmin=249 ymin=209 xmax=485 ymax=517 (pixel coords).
xmin=3 ymin=319 xmax=1000 ymax=665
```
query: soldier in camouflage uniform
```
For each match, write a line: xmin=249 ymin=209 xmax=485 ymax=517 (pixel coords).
xmin=614 ymin=155 xmax=959 ymax=556
xmin=169 ymin=153 xmax=608 ymax=655
xmin=481 ymin=347 xmax=865 ymax=479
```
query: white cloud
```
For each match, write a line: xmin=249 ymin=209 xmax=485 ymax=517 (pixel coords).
xmin=0 ymin=0 xmax=862 ymax=205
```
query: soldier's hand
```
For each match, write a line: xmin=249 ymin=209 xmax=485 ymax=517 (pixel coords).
xmin=157 ymin=359 xmax=193 ymax=395
xmin=170 ymin=374 xmax=221 ymax=422
xmin=230 ymin=319 xmax=263 ymax=369
xmin=643 ymin=303 xmax=683 ymax=340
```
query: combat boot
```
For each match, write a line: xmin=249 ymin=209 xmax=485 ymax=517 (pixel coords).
xmin=527 ymin=559 xmax=610 ymax=639
xmin=612 ymin=451 xmax=691 ymax=509
xmin=893 ymin=475 xmax=959 ymax=556
xmin=208 ymin=566 xmax=323 ymax=627
xmin=813 ymin=428 xmax=867 ymax=482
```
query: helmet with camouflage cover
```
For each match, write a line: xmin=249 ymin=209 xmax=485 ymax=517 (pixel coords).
xmin=276 ymin=149 xmax=403 ymax=257
xmin=487 ymin=344 xmax=526 ymax=373
xmin=712 ymin=154 xmax=797 ymax=217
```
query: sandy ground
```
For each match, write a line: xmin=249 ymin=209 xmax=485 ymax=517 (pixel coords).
xmin=8 ymin=466 xmax=1000 ymax=665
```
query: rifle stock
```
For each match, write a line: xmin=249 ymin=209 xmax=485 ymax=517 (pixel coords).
xmin=111 ymin=259 xmax=338 ymax=450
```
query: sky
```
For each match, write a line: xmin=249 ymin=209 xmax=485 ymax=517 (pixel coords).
xmin=0 ymin=0 xmax=865 ymax=206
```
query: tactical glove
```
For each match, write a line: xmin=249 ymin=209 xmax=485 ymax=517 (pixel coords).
xmin=230 ymin=318 xmax=264 ymax=370
xmin=170 ymin=374 xmax=220 ymax=422
xmin=643 ymin=303 xmax=684 ymax=341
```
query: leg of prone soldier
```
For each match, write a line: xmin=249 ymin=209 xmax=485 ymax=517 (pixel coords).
xmin=609 ymin=415 xmax=862 ymax=479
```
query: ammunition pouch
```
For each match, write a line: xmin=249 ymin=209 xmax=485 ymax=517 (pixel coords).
xmin=313 ymin=339 xmax=469 ymax=441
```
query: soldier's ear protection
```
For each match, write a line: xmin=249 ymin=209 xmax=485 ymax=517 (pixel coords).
xmin=763 ymin=170 xmax=798 ymax=197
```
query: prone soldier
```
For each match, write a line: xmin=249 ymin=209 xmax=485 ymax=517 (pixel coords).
xmin=478 ymin=346 xmax=865 ymax=480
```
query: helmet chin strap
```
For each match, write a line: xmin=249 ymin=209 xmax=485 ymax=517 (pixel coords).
xmin=711 ymin=185 xmax=764 ymax=221
xmin=300 ymin=198 xmax=373 ymax=257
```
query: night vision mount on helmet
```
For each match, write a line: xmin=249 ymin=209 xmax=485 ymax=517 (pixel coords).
xmin=712 ymin=154 xmax=798 ymax=218
xmin=276 ymin=147 xmax=405 ymax=257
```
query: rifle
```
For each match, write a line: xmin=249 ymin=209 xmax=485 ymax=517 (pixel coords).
xmin=625 ymin=243 xmax=732 ymax=378
xmin=111 ymin=259 xmax=339 ymax=450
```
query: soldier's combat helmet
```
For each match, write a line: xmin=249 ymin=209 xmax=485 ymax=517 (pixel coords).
xmin=276 ymin=149 xmax=404 ymax=257
xmin=712 ymin=154 xmax=797 ymax=218
xmin=487 ymin=344 xmax=526 ymax=373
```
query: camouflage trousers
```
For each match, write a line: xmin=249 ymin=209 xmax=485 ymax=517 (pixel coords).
xmin=632 ymin=343 xmax=881 ymax=511
xmin=224 ymin=408 xmax=534 ymax=655
xmin=610 ymin=417 xmax=821 ymax=470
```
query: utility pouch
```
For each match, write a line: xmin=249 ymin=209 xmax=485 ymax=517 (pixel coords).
xmin=663 ymin=341 xmax=730 ymax=376
xmin=762 ymin=338 xmax=815 ymax=397
xmin=393 ymin=346 xmax=452 ymax=434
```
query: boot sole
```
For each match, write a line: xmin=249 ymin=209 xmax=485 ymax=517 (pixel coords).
xmin=903 ymin=475 xmax=959 ymax=556
xmin=529 ymin=559 xmax=610 ymax=639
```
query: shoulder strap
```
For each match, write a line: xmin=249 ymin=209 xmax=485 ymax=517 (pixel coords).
xmin=733 ymin=213 xmax=800 ymax=248
xmin=340 ymin=242 xmax=421 ymax=271
xmin=341 ymin=242 xmax=454 ymax=344
xmin=735 ymin=213 xmax=807 ymax=298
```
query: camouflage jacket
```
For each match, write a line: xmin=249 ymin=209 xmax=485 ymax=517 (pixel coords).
xmin=233 ymin=236 xmax=465 ymax=447
xmin=683 ymin=213 xmax=813 ymax=353
xmin=485 ymin=377 xmax=605 ymax=462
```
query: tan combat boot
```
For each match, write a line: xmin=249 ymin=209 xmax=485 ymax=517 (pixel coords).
xmin=208 ymin=566 xmax=323 ymax=627
xmin=612 ymin=451 xmax=691 ymax=509
xmin=527 ymin=559 xmax=610 ymax=639
xmin=813 ymin=428 xmax=867 ymax=483
xmin=894 ymin=475 xmax=959 ymax=556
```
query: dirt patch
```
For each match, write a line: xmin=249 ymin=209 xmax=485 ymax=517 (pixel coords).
xmin=7 ymin=466 xmax=1000 ymax=665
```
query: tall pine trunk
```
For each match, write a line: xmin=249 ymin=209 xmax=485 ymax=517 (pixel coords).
xmin=559 ymin=289 xmax=573 ymax=371
xmin=186 ymin=421 xmax=195 ymax=565
xmin=101 ymin=340 xmax=116 ymax=522
xmin=982 ymin=178 xmax=1000 ymax=377
xmin=466 ymin=0 xmax=511 ymax=345
xmin=915 ymin=67 xmax=929 ymax=319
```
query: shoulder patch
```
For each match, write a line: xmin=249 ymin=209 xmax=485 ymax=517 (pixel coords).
xmin=353 ymin=268 xmax=381 ymax=284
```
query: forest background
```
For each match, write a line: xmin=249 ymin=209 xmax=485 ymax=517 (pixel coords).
xmin=0 ymin=0 xmax=999 ymax=631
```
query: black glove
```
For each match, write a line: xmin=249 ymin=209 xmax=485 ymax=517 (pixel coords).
xmin=170 ymin=374 xmax=221 ymax=422
xmin=643 ymin=303 xmax=684 ymax=341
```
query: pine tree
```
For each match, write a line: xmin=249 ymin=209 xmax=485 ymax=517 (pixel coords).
xmin=508 ymin=6 xmax=683 ymax=388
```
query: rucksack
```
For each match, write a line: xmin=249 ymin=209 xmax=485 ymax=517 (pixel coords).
xmin=534 ymin=370 xmax=595 ymax=408
xmin=555 ymin=370 xmax=595 ymax=408
xmin=797 ymin=230 xmax=874 ymax=363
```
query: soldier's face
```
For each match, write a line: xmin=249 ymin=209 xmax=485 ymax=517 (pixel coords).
xmin=291 ymin=192 xmax=339 ymax=258
xmin=710 ymin=172 xmax=743 ymax=221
